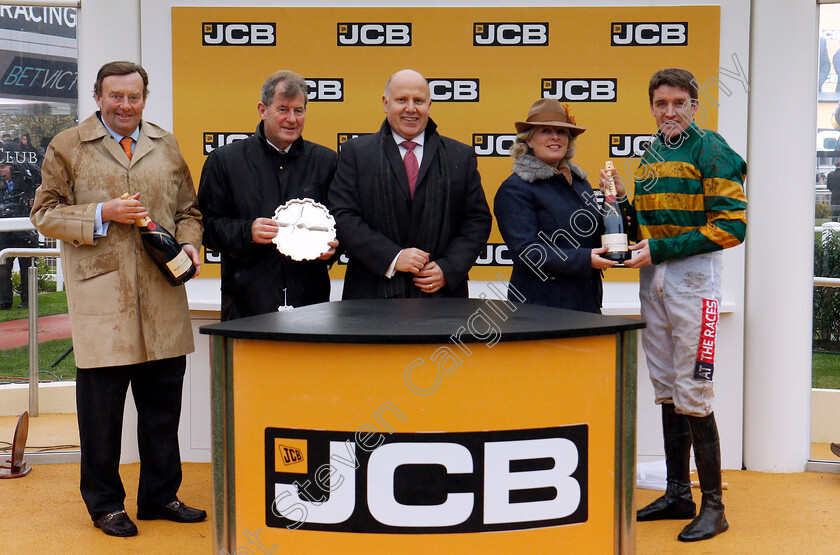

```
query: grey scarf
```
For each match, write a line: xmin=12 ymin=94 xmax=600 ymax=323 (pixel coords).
xmin=512 ymin=154 xmax=587 ymax=183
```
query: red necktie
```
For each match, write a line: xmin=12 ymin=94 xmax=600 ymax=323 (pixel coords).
xmin=400 ymin=140 xmax=418 ymax=198
xmin=120 ymin=137 xmax=133 ymax=160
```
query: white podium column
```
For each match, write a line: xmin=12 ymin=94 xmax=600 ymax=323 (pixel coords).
xmin=743 ymin=2 xmax=817 ymax=471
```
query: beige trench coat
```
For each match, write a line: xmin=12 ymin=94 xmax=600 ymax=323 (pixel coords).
xmin=31 ymin=114 xmax=202 ymax=369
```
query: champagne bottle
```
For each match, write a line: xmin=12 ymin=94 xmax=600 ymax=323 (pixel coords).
xmin=121 ymin=193 xmax=196 ymax=286
xmin=600 ymin=161 xmax=629 ymax=262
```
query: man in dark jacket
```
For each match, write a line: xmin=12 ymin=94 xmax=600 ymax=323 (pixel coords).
xmin=0 ymin=159 xmax=39 ymax=309
xmin=198 ymin=70 xmax=337 ymax=320
xmin=329 ymin=69 xmax=491 ymax=299
xmin=827 ymin=160 xmax=840 ymax=221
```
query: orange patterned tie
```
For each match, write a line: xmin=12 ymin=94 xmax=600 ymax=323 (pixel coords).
xmin=119 ymin=137 xmax=133 ymax=160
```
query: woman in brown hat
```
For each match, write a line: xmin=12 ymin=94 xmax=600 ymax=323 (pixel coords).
xmin=494 ymin=98 xmax=616 ymax=313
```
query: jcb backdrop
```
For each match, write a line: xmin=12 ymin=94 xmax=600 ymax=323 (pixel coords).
xmin=171 ymin=5 xmax=722 ymax=281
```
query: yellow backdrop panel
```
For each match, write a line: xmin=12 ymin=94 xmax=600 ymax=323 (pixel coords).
xmin=172 ymin=6 xmax=720 ymax=283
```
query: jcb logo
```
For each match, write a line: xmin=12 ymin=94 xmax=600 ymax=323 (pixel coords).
xmin=611 ymin=22 xmax=688 ymax=46
xmin=474 ymin=23 xmax=549 ymax=46
xmin=204 ymin=132 xmax=251 ymax=155
xmin=266 ymin=426 xmax=588 ymax=533
xmin=274 ymin=438 xmax=307 ymax=473
xmin=609 ymin=134 xmax=655 ymax=158
xmin=336 ymin=133 xmax=371 ymax=151
xmin=280 ymin=445 xmax=303 ymax=465
xmin=427 ymin=79 xmax=479 ymax=102
xmin=202 ymin=22 xmax=276 ymax=46
xmin=204 ymin=249 xmax=221 ymax=264
xmin=337 ymin=23 xmax=411 ymax=46
xmin=542 ymin=79 xmax=617 ymax=102
xmin=473 ymin=133 xmax=516 ymax=157
xmin=474 ymin=243 xmax=514 ymax=266
xmin=305 ymin=78 xmax=344 ymax=102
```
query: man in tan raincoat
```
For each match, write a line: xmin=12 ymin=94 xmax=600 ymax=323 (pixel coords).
xmin=31 ymin=61 xmax=205 ymax=538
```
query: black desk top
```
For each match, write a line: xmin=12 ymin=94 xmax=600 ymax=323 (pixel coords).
xmin=200 ymin=299 xmax=644 ymax=344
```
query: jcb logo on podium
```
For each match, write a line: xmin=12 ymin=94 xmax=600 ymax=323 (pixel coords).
xmin=305 ymin=78 xmax=344 ymax=102
xmin=204 ymin=132 xmax=251 ymax=155
xmin=280 ymin=446 xmax=303 ymax=465
xmin=611 ymin=22 xmax=688 ymax=46
xmin=427 ymin=79 xmax=479 ymax=102
xmin=337 ymin=23 xmax=411 ymax=46
xmin=336 ymin=133 xmax=371 ymax=151
xmin=473 ymin=133 xmax=516 ymax=157
xmin=266 ymin=426 xmax=588 ymax=533
xmin=609 ymin=134 xmax=655 ymax=158
xmin=474 ymin=22 xmax=549 ymax=46
xmin=275 ymin=438 xmax=307 ymax=473
xmin=542 ymin=79 xmax=617 ymax=102
xmin=202 ymin=22 xmax=276 ymax=46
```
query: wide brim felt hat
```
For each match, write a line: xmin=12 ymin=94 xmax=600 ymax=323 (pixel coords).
xmin=515 ymin=98 xmax=586 ymax=136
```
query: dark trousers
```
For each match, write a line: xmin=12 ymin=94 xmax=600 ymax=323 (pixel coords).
xmin=0 ymin=255 xmax=32 ymax=307
xmin=76 ymin=356 xmax=186 ymax=520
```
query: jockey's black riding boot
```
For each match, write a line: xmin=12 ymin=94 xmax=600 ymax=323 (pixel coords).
xmin=678 ymin=412 xmax=728 ymax=542
xmin=637 ymin=403 xmax=696 ymax=521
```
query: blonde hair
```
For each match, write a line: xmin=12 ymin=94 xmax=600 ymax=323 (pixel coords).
xmin=509 ymin=127 xmax=576 ymax=161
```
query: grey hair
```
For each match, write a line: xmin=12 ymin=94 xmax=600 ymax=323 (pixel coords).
xmin=509 ymin=127 xmax=576 ymax=161
xmin=261 ymin=70 xmax=307 ymax=107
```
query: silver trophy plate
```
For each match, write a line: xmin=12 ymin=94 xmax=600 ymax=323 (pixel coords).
xmin=271 ymin=198 xmax=336 ymax=261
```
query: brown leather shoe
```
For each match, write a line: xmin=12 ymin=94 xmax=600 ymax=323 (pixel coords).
xmin=94 ymin=509 xmax=138 ymax=537
xmin=137 ymin=500 xmax=207 ymax=523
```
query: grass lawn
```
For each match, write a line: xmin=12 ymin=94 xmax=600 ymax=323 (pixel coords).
xmin=813 ymin=350 xmax=840 ymax=389
xmin=0 ymin=291 xmax=68 ymax=323
xmin=0 ymin=290 xmax=76 ymax=383
xmin=0 ymin=337 xmax=76 ymax=384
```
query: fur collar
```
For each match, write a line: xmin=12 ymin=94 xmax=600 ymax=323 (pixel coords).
xmin=512 ymin=154 xmax=587 ymax=183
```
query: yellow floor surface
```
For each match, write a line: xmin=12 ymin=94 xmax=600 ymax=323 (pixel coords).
xmin=2 ymin=414 xmax=840 ymax=553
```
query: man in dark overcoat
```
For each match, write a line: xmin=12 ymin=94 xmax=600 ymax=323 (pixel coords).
xmin=198 ymin=70 xmax=337 ymax=320
xmin=329 ymin=69 xmax=491 ymax=299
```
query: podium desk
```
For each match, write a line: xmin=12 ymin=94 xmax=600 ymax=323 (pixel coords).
xmin=200 ymin=298 xmax=644 ymax=554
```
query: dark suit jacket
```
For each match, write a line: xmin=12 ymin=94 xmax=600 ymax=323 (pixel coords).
xmin=198 ymin=123 xmax=337 ymax=320
xmin=828 ymin=168 xmax=840 ymax=206
xmin=329 ymin=119 xmax=491 ymax=299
